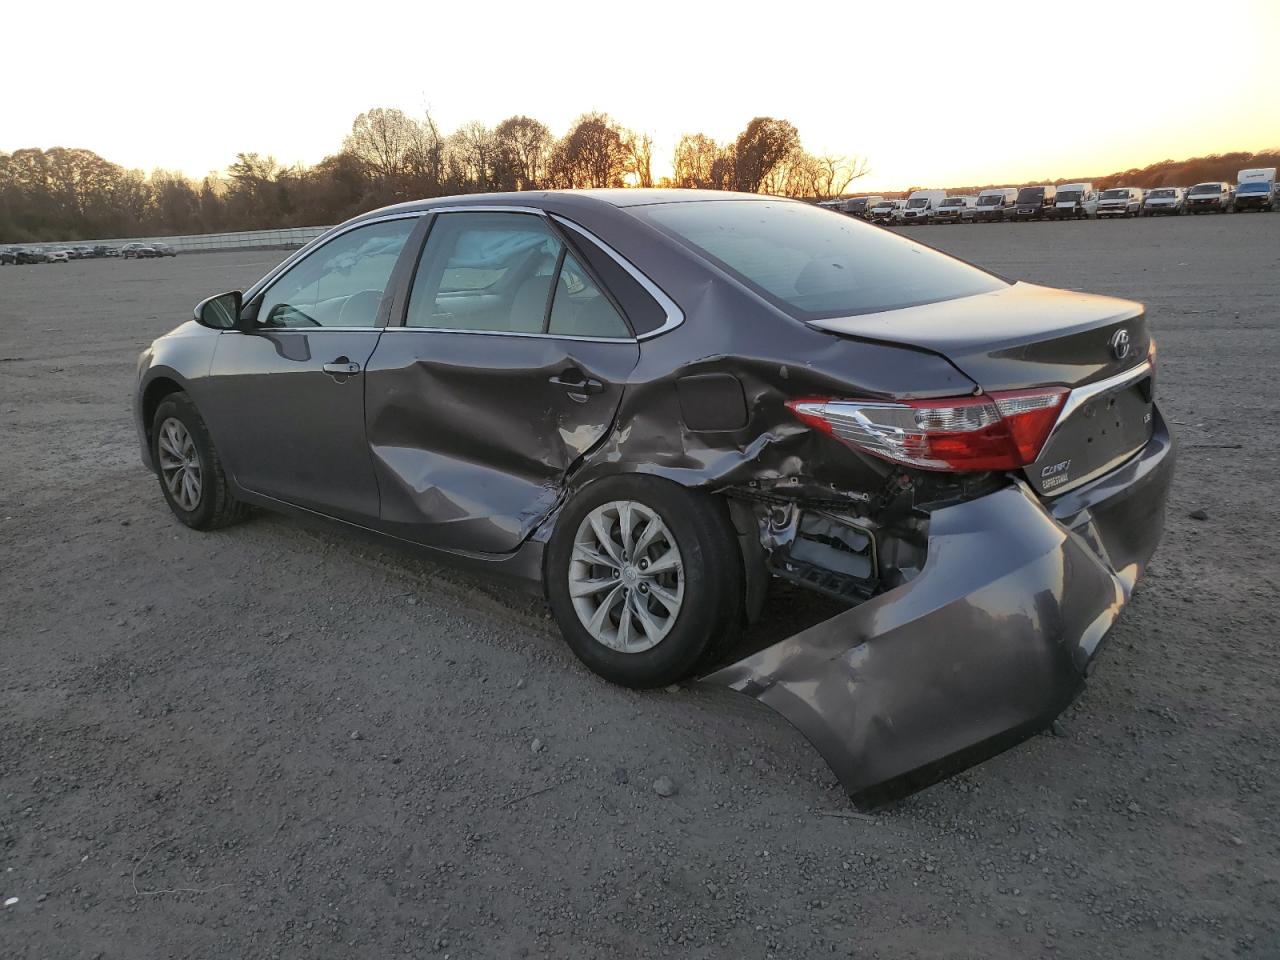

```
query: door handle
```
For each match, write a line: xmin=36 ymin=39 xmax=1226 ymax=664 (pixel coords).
xmin=549 ymin=371 xmax=605 ymax=396
xmin=322 ymin=358 xmax=361 ymax=377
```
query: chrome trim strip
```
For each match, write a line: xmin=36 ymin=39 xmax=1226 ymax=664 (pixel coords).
xmin=1054 ymin=359 xmax=1152 ymax=427
xmin=381 ymin=326 xmax=634 ymax=344
xmin=550 ymin=214 xmax=686 ymax=340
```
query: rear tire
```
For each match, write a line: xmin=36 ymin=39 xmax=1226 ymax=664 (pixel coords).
xmin=151 ymin=393 xmax=246 ymax=531
xmin=546 ymin=476 xmax=743 ymax=688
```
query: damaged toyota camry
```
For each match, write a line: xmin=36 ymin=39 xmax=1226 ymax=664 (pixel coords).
xmin=134 ymin=190 xmax=1174 ymax=805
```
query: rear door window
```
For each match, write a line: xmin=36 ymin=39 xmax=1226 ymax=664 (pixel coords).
xmin=405 ymin=211 xmax=632 ymax=338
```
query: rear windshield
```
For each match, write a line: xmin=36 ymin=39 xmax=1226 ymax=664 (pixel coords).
xmin=633 ymin=199 xmax=1005 ymax=320
xmin=1017 ymin=187 xmax=1044 ymax=203
xmin=1100 ymin=189 xmax=1131 ymax=199
xmin=1189 ymin=184 xmax=1220 ymax=195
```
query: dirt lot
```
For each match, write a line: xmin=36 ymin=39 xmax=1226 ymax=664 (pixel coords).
xmin=2 ymin=214 xmax=1278 ymax=959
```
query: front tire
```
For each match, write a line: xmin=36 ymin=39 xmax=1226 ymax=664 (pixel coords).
xmin=546 ymin=476 xmax=743 ymax=688
xmin=151 ymin=393 xmax=246 ymax=530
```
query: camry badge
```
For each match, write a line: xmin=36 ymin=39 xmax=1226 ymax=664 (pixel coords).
xmin=1110 ymin=328 xmax=1131 ymax=361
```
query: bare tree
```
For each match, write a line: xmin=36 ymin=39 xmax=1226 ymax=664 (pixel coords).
xmin=343 ymin=108 xmax=421 ymax=185
xmin=449 ymin=121 xmax=499 ymax=192
xmin=548 ymin=113 xmax=630 ymax=189
xmin=814 ymin=154 xmax=869 ymax=199
xmin=493 ymin=115 xmax=552 ymax=191
xmin=732 ymin=117 xmax=801 ymax=193
xmin=672 ymin=133 xmax=735 ymax=190
xmin=626 ymin=131 xmax=654 ymax=188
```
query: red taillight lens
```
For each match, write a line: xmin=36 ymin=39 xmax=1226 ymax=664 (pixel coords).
xmin=787 ymin=387 xmax=1068 ymax=472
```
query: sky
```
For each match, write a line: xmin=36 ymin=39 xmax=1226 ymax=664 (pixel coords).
xmin=4 ymin=0 xmax=1278 ymax=192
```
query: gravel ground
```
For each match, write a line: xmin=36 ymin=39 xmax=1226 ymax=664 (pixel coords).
xmin=2 ymin=214 xmax=1278 ymax=959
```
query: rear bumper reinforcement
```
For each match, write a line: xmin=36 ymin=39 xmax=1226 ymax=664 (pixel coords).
xmin=704 ymin=409 xmax=1174 ymax=807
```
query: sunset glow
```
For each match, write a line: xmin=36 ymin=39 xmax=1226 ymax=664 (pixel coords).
xmin=5 ymin=0 xmax=1278 ymax=190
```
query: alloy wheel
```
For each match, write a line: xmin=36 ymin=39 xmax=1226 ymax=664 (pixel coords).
xmin=568 ymin=500 xmax=685 ymax=653
xmin=157 ymin=417 xmax=202 ymax=512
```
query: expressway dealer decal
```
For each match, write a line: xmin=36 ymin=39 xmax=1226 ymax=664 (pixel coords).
xmin=1041 ymin=459 xmax=1072 ymax=490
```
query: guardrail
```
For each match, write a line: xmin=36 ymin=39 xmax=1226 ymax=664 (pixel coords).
xmin=33 ymin=226 xmax=333 ymax=253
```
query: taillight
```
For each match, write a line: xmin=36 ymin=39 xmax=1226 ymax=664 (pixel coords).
xmin=787 ymin=388 xmax=1068 ymax=472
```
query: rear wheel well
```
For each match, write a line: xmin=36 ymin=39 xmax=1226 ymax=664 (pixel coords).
xmin=142 ymin=377 xmax=185 ymax=445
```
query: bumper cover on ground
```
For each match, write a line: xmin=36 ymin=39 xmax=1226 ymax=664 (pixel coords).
xmin=705 ymin=413 xmax=1174 ymax=806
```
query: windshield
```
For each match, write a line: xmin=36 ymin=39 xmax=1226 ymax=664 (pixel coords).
xmin=1149 ymin=189 xmax=1176 ymax=198
xmin=906 ymin=198 xmax=929 ymax=208
xmin=1016 ymin=187 xmax=1044 ymax=203
xmin=1100 ymin=189 xmax=1130 ymax=199
xmin=872 ymin=202 xmax=894 ymax=210
xmin=1238 ymin=182 xmax=1269 ymax=194
xmin=1189 ymin=184 xmax=1220 ymax=195
xmin=633 ymin=199 xmax=1005 ymax=320
xmin=977 ymin=194 xmax=1003 ymax=206
xmin=940 ymin=198 xmax=963 ymax=207
xmin=1057 ymin=190 xmax=1082 ymax=203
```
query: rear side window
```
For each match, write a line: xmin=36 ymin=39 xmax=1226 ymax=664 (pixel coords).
xmin=548 ymin=253 xmax=629 ymax=338
xmin=563 ymin=227 xmax=667 ymax=334
xmin=633 ymin=199 xmax=1003 ymax=320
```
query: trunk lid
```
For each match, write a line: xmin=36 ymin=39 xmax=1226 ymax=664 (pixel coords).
xmin=808 ymin=282 xmax=1155 ymax=495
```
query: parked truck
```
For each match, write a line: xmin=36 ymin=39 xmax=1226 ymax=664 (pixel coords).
xmin=1233 ymin=167 xmax=1276 ymax=212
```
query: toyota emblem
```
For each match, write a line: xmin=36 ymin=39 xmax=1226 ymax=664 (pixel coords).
xmin=1110 ymin=328 xmax=1131 ymax=361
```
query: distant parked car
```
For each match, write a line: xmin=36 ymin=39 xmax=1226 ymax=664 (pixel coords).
xmin=1142 ymin=187 xmax=1185 ymax=216
xmin=122 ymin=242 xmax=164 ymax=259
xmin=151 ymin=242 xmax=178 ymax=257
xmin=1011 ymin=185 xmax=1057 ymax=220
xmin=0 ymin=247 xmax=17 ymax=265
xmin=96 ymin=245 xmax=120 ymax=257
xmin=1186 ymin=182 xmax=1234 ymax=214
xmin=840 ymin=196 xmax=884 ymax=219
xmin=1097 ymin=187 xmax=1144 ymax=218
xmin=932 ymin=195 xmax=976 ymax=223
xmin=17 ymin=247 xmax=48 ymax=264
xmin=46 ymin=249 xmax=71 ymax=264
xmin=71 ymin=245 xmax=96 ymax=259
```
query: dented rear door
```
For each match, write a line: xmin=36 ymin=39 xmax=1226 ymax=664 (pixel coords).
xmin=362 ymin=209 xmax=639 ymax=554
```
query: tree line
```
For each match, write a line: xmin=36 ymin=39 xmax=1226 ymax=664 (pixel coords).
xmin=0 ymin=109 xmax=867 ymax=243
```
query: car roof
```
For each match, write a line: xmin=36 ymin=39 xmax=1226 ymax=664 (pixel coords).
xmin=352 ymin=188 xmax=779 ymax=225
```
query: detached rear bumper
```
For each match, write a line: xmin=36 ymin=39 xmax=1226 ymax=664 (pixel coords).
xmin=705 ymin=409 xmax=1174 ymax=807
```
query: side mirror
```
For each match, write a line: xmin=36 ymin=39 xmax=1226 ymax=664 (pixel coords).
xmin=193 ymin=290 xmax=243 ymax=330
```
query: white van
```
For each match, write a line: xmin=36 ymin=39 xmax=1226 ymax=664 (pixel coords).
xmin=973 ymin=187 xmax=1018 ymax=222
xmin=1050 ymin=182 xmax=1098 ymax=219
xmin=899 ymin=189 xmax=947 ymax=224
xmin=1097 ymin=187 xmax=1144 ymax=218
xmin=932 ymin=196 xmax=976 ymax=224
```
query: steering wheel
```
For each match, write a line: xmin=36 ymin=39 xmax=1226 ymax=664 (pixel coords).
xmin=338 ymin=289 xmax=384 ymax=327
